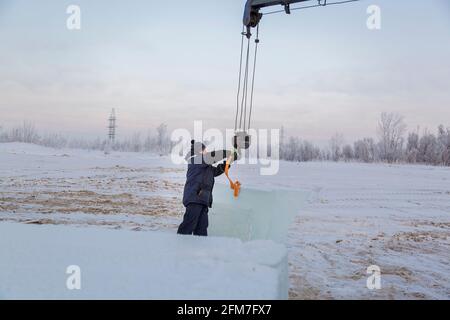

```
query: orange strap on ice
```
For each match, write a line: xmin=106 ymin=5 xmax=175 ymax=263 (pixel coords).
xmin=224 ymin=156 xmax=241 ymax=198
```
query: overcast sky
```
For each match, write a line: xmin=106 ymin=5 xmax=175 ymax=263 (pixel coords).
xmin=0 ymin=0 xmax=449 ymax=143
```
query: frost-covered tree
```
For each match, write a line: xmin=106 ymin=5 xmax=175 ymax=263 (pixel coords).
xmin=342 ymin=144 xmax=354 ymax=162
xmin=156 ymin=123 xmax=170 ymax=155
xmin=41 ymin=133 xmax=68 ymax=149
xmin=377 ymin=112 xmax=406 ymax=163
xmin=143 ymin=130 xmax=154 ymax=152
xmin=418 ymin=132 xmax=439 ymax=165
xmin=283 ymin=136 xmax=300 ymax=161
xmin=3 ymin=121 xmax=40 ymax=144
xmin=21 ymin=121 xmax=39 ymax=144
xmin=329 ymin=133 xmax=344 ymax=162
xmin=406 ymin=132 xmax=419 ymax=163
xmin=280 ymin=137 xmax=323 ymax=162
xmin=279 ymin=126 xmax=286 ymax=159
xmin=437 ymin=125 xmax=450 ymax=166
xmin=354 ymin=138 xmax=376 ymax=163
xmin=0 ymin=125 xmax=6 ymax=142
xmin=301 ymin=141 xmax=321 ymax=162
xmin=131 ymin=132 xmax=142 ymax=152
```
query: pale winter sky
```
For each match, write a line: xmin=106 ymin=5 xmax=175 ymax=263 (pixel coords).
xmin=0 ymin=0 xmax=449 ymax=143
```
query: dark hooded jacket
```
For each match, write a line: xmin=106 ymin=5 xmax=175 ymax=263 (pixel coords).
xmin=182 ymin=154 xmax=226 ymax=208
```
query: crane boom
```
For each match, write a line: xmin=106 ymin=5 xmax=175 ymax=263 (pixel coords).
xmin=243 ymin=0 xmax=313 ymax=29
xmin=249 ymin=0 xmax=311 ymax=10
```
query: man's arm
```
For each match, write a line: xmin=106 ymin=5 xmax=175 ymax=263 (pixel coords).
xmin=205 ymin=150 xmax=239 ymax=165
xmin=213 ymin=161 xmax=228 ymax=177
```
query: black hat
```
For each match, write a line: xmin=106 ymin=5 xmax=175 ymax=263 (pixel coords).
xmin=185 ymin=140 xmax=206 ymax=160
xmin=191 ymin=140 xmax=206 ymax=152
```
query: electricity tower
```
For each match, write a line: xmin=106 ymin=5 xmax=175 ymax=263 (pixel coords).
xmin=108 ymin=108 xmax=117 ymax=145
xmin=105 ymin=108 xmax=117 ymax=155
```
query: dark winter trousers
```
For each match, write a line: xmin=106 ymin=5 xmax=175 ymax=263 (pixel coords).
xmin=177 ymin=203 xmax=209 ymax=236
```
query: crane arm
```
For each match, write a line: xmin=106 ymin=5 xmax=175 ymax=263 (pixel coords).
xmin=243 ymin=0 xmax=314 ymax=28
xmin=249 ymin=0 xmax=311 ymax=10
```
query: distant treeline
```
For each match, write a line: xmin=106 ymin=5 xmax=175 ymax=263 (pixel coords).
xmin=280 ymin=113 xmax=450 ymax=167
xmin=0 ymin=122 xmax=172 ymax=155
xmin=1 ymin=113 xmax=450 ymax=167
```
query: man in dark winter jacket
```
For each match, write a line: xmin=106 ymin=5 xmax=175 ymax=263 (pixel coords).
xmin=177 ymin=140 xmax=228 ymax=237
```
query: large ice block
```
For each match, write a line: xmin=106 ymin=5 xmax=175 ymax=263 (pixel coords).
xmin=0 ymin=222 xmax=287 ymax=299
xmin=209 ymin=184 xmax=308 ymax=243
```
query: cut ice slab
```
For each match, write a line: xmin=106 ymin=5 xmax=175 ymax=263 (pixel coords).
xmin=209 ymin=185 xmax=309 ymax=243
xmin=0 ymin=222 xmax=288 ymax=300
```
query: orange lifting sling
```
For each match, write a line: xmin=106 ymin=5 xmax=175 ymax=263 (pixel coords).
xmin=224 ymin=156 xmax=241 ymax=198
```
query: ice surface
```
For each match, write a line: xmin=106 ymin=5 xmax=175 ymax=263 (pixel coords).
xmin=0 ymin=222 xmax=288 ymax=300
xmin=209 ymin=185 xmax=308 ymax=243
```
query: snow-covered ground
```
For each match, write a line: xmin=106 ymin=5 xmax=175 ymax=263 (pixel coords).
xmin=1 ymin=142 xmax=449 ymax=299
xmin=0 ymin=143 xmax=185 ymax=231
xmin=232 ymin=155 xmax=450 ymax=299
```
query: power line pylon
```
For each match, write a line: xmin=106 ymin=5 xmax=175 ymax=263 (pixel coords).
xmin=108 ymin=108 xmax=117 ymax=145
xmin=105 ymin=108 xmax=117 ymax=155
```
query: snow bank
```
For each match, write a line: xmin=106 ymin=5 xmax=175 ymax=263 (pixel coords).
xmin=0 ymin=222 xmax=288 ymax=300
xmin=209 ymin=185 xmax=308 ymax=243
